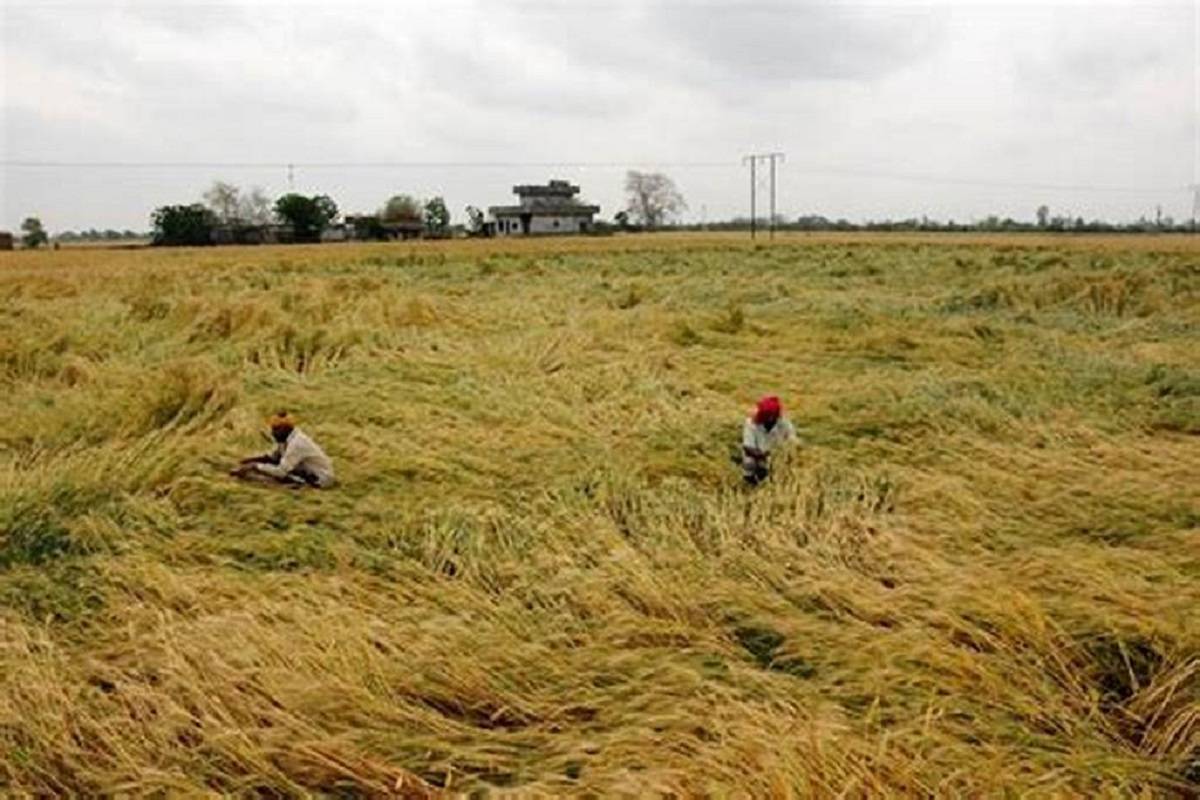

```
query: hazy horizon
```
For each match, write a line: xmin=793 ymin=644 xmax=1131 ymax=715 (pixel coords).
xmin=2 ymin=0 xmax=1195 ymax=232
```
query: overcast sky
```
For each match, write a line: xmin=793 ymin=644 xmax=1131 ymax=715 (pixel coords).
xmin=1 ymin=0 xmax=1195 ymax=231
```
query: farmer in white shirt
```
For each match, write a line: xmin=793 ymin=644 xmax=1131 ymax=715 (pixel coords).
xmin=232 ymin=412 xmax=335 ymax=488
xmin=741 ymin=395 xmax=795 ymax=486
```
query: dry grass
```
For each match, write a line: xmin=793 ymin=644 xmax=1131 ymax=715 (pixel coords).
xmin=1 ymin=232 xmax=1198 ymax=796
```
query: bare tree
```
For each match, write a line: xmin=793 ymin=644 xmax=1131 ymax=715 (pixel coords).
xmin=203 ymin=181 xmax=241 ymax=224
xmin=465 ymin=205 xmax=485 ymax=236
xmin=624 ymin=171 xmax=686 ymax=229
xmin=238 ymin=187 xmax=273 ymax=225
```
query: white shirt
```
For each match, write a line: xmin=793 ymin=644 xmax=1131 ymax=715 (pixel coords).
xmin=742 ymin=417 xmax=796 ymax=461
xmin=254 ymin=428 xmax=335 ymax=487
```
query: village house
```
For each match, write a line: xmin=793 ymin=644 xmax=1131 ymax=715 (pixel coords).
xmin=211 ymin=223 xmax=277 ymax=245
xmin=488 ymin=180 xmax=600 ymax=236
xmin=344 ymin=215 xmax=424 ymax=241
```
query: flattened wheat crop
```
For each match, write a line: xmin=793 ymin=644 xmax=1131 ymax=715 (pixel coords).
xmin=1 ymin=233 xmax=1197 ymax=796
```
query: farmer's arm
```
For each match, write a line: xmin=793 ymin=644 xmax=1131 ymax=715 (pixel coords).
xmin=742 ymin=420 xmax=766 ymax=459
xmin=240 ymin=440 xmax=283 ymax=466
xmin=254 ymin=440 xmax=305 ymax=479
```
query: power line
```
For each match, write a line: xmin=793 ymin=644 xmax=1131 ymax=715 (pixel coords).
xmin=0 ymin=159 xmax=740 ymax=169
xmin=0 ymin=158 xmax=1186 ymax=195
xmin=778 ymin=166 xmax=1185 ymax=195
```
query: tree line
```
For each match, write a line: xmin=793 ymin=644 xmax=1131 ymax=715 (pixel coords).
xmin=8 ymin=219 xmax=149 ymax=247
xmin=688 ymin=208 xmax=1195 ymax=235
xmin=147 ymin=172 xmax=688 ymax=246
xmin=11 ymin=170 xmax=1191 ymax=248
xmin=677 ymin=201 xmax=1193 ymax=234
xmin=149 ymin=182 xmax=455 ymax=246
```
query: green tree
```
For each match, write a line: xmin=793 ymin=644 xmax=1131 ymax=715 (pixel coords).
xmin=150 ymin=204 xmax=217 ymax=246
xmin=423 ymin=196 xmax=450 ymax=237
xmin=20 ymin=217 xmax=49 ymax=249
xmin=274 ymin=193 xmax=338 ymax=243
xmin=380 ymin=194 xmax=423 ymax=223
xmin=1036 ymin=205 xmax=1050 ymax=228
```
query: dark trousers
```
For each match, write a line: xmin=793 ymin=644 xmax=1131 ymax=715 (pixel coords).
xmin=284 ymin=466 xmax=323 ymax=487
xmin=733 ymin=452 xmax=770 ymax=486
xmin=744 ymin=463 xmax=770 ymax=487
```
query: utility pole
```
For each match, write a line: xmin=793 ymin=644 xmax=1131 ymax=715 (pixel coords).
xmin=743 ymin=155 xmax=756 ymax=238
xmin=742 ymin=152 xmax=785 ymax=239
xmin=769 ymin=153 xmax=784 ymax=238
xmin=287 ymin=162 xmax=295 ymax=191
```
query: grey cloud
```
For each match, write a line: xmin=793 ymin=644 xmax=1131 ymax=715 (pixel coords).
xmin=121 ymin=0 xmax=250 ymax=35
xmin=1012 ymin=5 xmax=1191 ymax=99
xmin=5 ymin=4 xmax=363 ymax=161
xmin=2 ymin=1 xmax=1192 ymax=230
xmin=2 ymin=106 xmax=132 ymax=159
xmin=415 ymin=37 xmax=637 ymax=119
xmin=506 ymin=2 xmax=945 ymax=96
xmin=643 ymin=5 xmax=944 ymax=84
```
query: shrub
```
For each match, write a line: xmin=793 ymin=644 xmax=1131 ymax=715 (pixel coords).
xmin=150 ymin=204 xmax=216 ymax=246
xmin=274 ymin=194 xmax=338 ymax=243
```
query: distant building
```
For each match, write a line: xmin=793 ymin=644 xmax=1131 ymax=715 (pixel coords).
xmin=0 ymin=232 xmax=12 ymax=251
xmin=344 ymin=215 xmax=424 ymax=241
xmin=320 ymin=223 xmax=350 ymax=243
xmin=488 ymin=180 xmax=600 ymax=236
xmin=211 ymin=224 xmax=272 ymax=245
xmin=208 ymin=223 xmax=299 ymax=245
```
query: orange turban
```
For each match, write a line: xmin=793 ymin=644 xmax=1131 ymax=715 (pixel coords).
xmin=267 ymin=411 xmax=296 ymax=431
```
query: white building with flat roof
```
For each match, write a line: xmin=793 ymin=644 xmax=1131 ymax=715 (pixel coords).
xmin=488 ymin=180 xmax=600 ymax=236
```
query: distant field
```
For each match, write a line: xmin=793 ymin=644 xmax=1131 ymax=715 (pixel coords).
xmin=1 ymin=232 xmax=1197 ymax=795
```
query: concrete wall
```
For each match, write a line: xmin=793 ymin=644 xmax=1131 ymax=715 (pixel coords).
xmin=528 ymin=215 xmax=590 ymax=234
xmin=494 ymin=215 xmax=592 ymax=236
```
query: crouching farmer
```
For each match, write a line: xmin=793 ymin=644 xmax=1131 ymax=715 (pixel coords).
xmin=232 ymin=412 xmax=335 ymax=488
xmin=741 ymin=395 xmax=795 ymax=486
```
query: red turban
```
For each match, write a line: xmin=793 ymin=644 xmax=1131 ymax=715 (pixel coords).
xmin=754 ymin=395 xmax=782 ymax=424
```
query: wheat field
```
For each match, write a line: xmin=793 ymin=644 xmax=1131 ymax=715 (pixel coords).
xmin=0 ymin=233 xmax=1197 ymax=796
